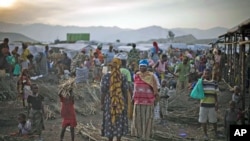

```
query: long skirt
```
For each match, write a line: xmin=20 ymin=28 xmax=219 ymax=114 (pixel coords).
xmin=29 ymin=109 xmax=45 ymax=135
xmin=102 ymin=95 xmax=128 ymax=138
xmin=131 ymin=104 xmax=154 ymax=140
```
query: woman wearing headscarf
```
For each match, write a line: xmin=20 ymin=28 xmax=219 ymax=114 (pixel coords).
xmin=100 ymin=58 xmax=128 ymax=141
xmin=150 ymin=41 xmax=162 ymax=63
xmin=131 ymin=59 xmax=159 ymax=140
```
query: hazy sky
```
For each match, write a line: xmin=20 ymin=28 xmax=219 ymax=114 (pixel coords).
xmin=0 ymin=0 xmax=249 ymax=29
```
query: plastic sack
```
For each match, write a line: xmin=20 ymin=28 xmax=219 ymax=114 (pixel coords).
xmin=75 ymin=67 xmax=89 ymax=83
xmin=190 ymin=78 xmax=205 ymax=99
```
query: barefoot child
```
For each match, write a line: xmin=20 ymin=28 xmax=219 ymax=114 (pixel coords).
xmin=224 ymin=101 xmax=239 ymax=141
xmin=17 ymin=113 xmax=31 ymax=136
xmin=231 ymin=86 xmax=242 ymax=108
xmin=159 ymin=79 xmax=170 ymax=125
xmin=27 ymin=84 xmax=45 ymax=141
xmin=231 ymin=86 xmax=243 ymax=122
xmin=59 ymin=89 xmax=77 ymax=141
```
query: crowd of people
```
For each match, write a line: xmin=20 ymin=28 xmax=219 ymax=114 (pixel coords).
xmin=0 ymin=38 xmax=50 ymax=77
xmin=1 ymin=37 xmax=248 ymax=141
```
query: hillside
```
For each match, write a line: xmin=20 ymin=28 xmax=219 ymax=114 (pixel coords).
xmin=0 ymin=31 xmax=215 ymax=45
xmin=0 ymin=32 xmax=37 ymax=43
xmin=0 ymin=22 xmax=227 ymax=42
xmin=139 ymin=34 xmax=215 ymax=45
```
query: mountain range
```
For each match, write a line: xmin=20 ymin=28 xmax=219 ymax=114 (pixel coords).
xmin=0 ymin=21 xmax=228 ymax=43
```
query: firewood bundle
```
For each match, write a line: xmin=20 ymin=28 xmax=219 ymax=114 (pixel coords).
xmin=58 ymin=78 xmax=76 ymax=97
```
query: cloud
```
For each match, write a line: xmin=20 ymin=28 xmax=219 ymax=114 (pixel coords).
xmin=0 ymin=0 xmax=249 ymax=29
xmin=0 ymin=0 xmax=67 ymax=24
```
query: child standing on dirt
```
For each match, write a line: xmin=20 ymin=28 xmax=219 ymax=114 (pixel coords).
xmin=231 ymin=86 xmax=242 ymax=108
xmin=224 ymin=101 xmax=239 ymax=141
xmin=59 ymin=89 xmax=77 ymax=141
xmin=27 ymin=84 xmax=45 ymax=141
xmin=17 ymin=113 xmax=31 ymax=136
xmin=158 ymin=79 xmax=170 ymax=125
xmin=231 ymin=85 xmax=243 ymax=122
xmin=17 ymin=69 xmax=31 ymax=108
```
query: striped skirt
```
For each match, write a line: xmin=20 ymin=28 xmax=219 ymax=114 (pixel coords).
xmin=131 ymin=104 xmax=154 ymax=140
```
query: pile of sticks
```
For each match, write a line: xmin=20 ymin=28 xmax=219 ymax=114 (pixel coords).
xmin=76 ymin=122 xmax=104 ymax=141
xmin=58 ymin=78 xmax=76 ymax=97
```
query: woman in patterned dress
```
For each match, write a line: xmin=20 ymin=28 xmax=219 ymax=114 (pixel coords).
xmin=100 ymin=58 xmax=128 ymax=141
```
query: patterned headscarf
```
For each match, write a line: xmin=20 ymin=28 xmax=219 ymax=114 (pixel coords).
xmin=109 ymin=58 xmax=124 ymax=124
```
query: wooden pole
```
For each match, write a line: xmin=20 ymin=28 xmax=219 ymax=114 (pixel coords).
xmin=233 ymin=34 xmax=237 ymax=85
xmin=226 ymin=36 xmax=230 ymax=82
xmin=229 ymin=36 xmax=233 ymax=85
xmin=223 ymin=36 xmax=227 ymax=80
xmin=241 ymin=30 xmax=246 ymax=125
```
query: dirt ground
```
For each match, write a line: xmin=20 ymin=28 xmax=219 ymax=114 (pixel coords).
xmin=0 ymin=76 xmax=247 ymax=141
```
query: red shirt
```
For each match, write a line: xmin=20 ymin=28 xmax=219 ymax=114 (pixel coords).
xmin=60 ymin=96 xmax=76 ymax=120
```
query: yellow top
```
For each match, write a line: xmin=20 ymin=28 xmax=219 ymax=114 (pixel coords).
xmin=21 ymin=48 xmax=30 ymax=61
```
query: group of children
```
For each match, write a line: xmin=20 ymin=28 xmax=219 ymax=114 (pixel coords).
xmin=14 ymin=83 xmax=44 ymax=141
xmin=224 ymin=85 xmax=249 ymax=140
xmin=14 ymin=80 xmax=77 ymax=141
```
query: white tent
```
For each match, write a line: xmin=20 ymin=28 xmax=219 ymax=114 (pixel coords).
xmin=117 ymin=45 xmax=151 ymax=52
